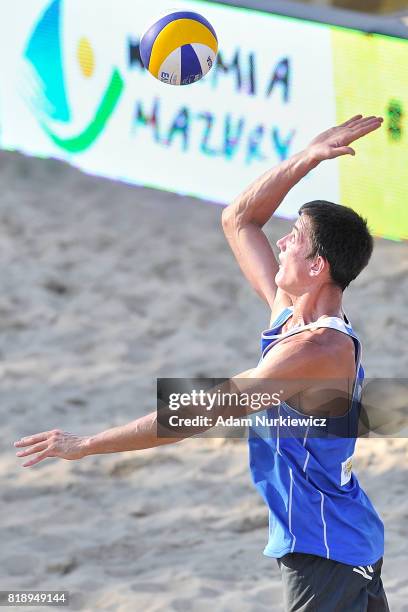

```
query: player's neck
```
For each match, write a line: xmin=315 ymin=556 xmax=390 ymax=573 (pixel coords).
xmin=289 ymin=285 xmax=344 ymax=328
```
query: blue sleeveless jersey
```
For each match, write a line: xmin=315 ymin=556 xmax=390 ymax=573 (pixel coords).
xmin=248 ymin=307 xmax=384 ymax=566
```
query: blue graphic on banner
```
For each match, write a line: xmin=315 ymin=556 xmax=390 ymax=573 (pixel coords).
xmin=25 ymin=0 xmax=70 ymax=122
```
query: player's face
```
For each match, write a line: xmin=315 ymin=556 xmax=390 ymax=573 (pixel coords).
xmin=275 ymin=216 xmax=316 ymax=295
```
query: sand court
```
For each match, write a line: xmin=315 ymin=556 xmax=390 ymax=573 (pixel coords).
xmin=1 ymin=150 xmax=407 ymax=611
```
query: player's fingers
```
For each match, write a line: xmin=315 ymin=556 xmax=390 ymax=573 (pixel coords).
xmin=16 ymin=442 xmax=48 ymax=458
xmin=350 ymin=118 xmax=383 ymax=138
xmin=22 ymin=450 xmax=51 ymax=468
xmin=358 ymin=115 xmax=378 ymax=122
xmin=14 ymin=430 xmax=59 ymax=448
xmin=346 ymin=116 xmax=381 ymax=132
xmin=340 ymin=114 xmax=363 ymax=127
xmin=353 ymin=116 xmax=383 ymax=127
xmin=343 ymin=115 xmax=376 ymax=129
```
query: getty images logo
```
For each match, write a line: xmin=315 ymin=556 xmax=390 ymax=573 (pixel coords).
xmin=23 ymin=0 xmax=124 ymax=152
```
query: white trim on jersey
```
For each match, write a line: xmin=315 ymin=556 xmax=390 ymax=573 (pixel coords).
xmin=303 ymin=451 xmax=310 ymax=472
xmin=319 ymin=491 xmax=330 ymax=559
xmin=289 ymin=468 xmax=296 ymax=553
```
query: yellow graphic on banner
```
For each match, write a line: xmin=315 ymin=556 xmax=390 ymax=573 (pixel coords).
xmin=332 ymin=28 xmax=407 ymax=240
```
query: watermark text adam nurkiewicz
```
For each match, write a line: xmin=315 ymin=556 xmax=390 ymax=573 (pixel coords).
xmin=167 ymin=412 xmax=327 ymax=428
xmin=163 ymin=387 xmax=326 ymax=429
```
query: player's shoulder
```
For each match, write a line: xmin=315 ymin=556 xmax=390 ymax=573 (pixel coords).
xmin=307 ymin=325 xmax=353 ymax=346
xmin=279 ymin=327 xmax=355 ymax=376
xmin=281 ymin=325 xmax=354 ymax=354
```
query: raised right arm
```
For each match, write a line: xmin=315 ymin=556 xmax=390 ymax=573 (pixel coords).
xmin=221 ymin=150 xmax=317 ymax=320
xmin=221 ymin=114 xmax=383 ymax=322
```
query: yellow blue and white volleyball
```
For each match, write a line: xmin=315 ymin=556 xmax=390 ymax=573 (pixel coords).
xmin=140 ymin=10 xmax=218 ymax=86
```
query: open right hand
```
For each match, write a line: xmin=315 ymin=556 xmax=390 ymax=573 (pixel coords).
xmin=307 ymin=114 xmax=383 ymax=163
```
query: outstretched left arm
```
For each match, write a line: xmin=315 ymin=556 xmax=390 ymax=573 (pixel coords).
xmin=14 ymin=339 xmax=343 ymax=467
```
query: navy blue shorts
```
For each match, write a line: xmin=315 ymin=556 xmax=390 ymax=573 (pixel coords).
xmin=277 ymin=553 xmax=389 ymax=612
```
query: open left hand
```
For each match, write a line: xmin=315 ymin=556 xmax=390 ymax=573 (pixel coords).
xmin=14 ymin=429 xmax=89 ymax=467
xmin=308 ymin=114 xmax=383 ymax=162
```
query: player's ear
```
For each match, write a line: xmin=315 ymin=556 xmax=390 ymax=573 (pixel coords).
xmin=309 ymin=255 xmax=326 ymax=277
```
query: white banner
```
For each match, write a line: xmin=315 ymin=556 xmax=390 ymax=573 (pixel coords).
xmin=0 ymin=0 xmax=342 ymax=214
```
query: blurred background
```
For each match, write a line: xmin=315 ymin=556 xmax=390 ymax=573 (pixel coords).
xmin=0 ymin=1 xmax=407 ymax=611
xmin=303 ymin=0 xmax=406 ymax=13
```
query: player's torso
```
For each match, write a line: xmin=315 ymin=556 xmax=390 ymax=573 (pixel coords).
xmin=248 ymin=307 xmax=384 ymax=565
